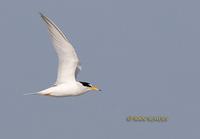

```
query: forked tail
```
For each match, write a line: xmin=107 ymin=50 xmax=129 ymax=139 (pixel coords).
xmin=24 ymin=92 xmax=39 ymax=96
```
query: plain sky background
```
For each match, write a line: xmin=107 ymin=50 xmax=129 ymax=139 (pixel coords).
xmin=0 ymin=0 xmax=199 ymax=138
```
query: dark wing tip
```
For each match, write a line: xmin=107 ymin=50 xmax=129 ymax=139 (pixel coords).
xmin=39 ymin=12 xmax=51 ymax=26
xmin=39 ymin=12 xmax=47 ymax=21
xmin=39 ymin=12 xmax=44 ymax=17
xmin=38 ymin=12 xmax=68 ymax=41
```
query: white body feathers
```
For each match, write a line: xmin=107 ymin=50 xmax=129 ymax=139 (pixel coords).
xmin=39 ymin=82 xmax=90 ymax=97
xmin=30 ymin=13 xmax=92 ymax=97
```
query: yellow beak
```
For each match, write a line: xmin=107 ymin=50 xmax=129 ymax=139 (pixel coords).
xmin=90 ymin=85 xmax=101 ymax=91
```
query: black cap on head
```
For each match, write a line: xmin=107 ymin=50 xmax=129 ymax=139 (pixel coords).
xmin=79 ymin=81 xmax=92 ymax=87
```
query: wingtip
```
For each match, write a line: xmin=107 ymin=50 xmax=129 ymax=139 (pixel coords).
xmin=39 ymin=12 xmax=49 ymax=24
xmin=39 ymin=12 xmax=44 ymax=17
xmin=39 ymin=12 xmax=47 ymax=20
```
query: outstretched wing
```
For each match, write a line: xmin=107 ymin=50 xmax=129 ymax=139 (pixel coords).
xmin=40 ymin=13 xmax=81 ymax=85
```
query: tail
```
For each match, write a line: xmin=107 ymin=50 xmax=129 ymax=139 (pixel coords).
xmin=24 ymin=92 xmax=39 ymax=96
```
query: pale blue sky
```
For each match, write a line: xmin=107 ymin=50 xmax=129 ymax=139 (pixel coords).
xmin=0 ymin=0 xmax=199 ymax=138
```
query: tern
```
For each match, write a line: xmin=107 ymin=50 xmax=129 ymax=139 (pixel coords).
xmin=26 ymin=13 xmax=101 ymax=97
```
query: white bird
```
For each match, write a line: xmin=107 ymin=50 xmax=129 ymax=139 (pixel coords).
xmin=26 ymin=13 xmax=101 ymax=97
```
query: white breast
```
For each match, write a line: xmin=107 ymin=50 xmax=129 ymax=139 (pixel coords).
xmin=38 ymin=82 xmax=88 ymax=97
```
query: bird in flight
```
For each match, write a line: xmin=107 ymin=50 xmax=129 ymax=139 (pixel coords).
xmin=26 ymin=13 xmax=101 ymax=97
